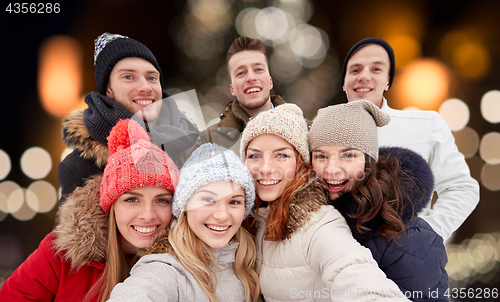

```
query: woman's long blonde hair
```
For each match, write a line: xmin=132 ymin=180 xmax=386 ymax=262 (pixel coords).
xmin=83 ymin=204 xmax=139 ymax=302
xmin=168 ymin=212 xmax=260 ymax=302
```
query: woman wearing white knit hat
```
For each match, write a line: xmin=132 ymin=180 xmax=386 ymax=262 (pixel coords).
xmin=241 ymin=103 xmax=410 ymax=301
xmin=309 ymin=100 xmax=449 ymax=301
xmin=109 ymin=143 xmax=259 ymax=302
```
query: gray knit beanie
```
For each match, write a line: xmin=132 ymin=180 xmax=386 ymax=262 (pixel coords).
xmin=172 ymin=143 xmax=255 ymax=218
xmin=309 ymin=100 xmax=390 ymax=161
xmin=240 ymin=103 xmax=310 ymax=163
xmin=93 ymin=32 xmax=164 ymax=95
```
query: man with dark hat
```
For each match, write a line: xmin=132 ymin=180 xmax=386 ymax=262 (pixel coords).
xmin=340 ymin=37 xmax=479 ymax=242
xmin=57 ymin=33 xmax=199 ymax=204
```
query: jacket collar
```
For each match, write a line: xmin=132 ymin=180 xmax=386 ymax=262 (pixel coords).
xmin=62 ymin=110 xmax=109 ymax=168
xmin=219 ymin=95 xmax=286 ymax=131
xmin=257 ymin=175 xmax=328 ymax=240
xmin=52 ymin=175 xmax=108 ymax=268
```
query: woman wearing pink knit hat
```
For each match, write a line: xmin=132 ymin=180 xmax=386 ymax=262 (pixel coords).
xmin=0 ymin=119 xmax=179 ymax=302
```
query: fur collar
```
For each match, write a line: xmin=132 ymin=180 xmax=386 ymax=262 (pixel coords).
xmin=62 ymin=110 xmax=109 ymax=168
xmin=283 ymin=176 xmax=329 ymax=239
xmin=52 ymin=175 xmax=108 ymax=268
xmin=329 ymin=147 xmax=434 ymax=242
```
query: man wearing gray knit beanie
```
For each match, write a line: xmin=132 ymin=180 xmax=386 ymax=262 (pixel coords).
xmin=341 ymin=37 xmax=479 ymax=242
xmin=57 ymin=33 xmax=199 ymax=205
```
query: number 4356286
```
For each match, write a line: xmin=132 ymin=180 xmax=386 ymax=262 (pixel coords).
xmin=6 ymin=3 xmax=60 ymax=14
xmin=444 ymin=287 xmax=498 ymax=299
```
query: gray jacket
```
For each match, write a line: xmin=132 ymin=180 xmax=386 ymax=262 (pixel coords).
xmin=107 ymin=244 xmax=245 ymax=302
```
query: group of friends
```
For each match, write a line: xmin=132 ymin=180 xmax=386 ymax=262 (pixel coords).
xmin=0 ymin=32 xmax=479 ymax=301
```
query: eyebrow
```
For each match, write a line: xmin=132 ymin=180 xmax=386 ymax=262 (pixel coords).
xmin=313 ymin=147 xmax=359 ymax=153
xmin=115 ymin=68 xmax=159 ymax=74
xmin=123 ymin=191 xmax=172 ymax=198
xmin=194 ymin=190 xmax=244 ymax=199
xmin=247 ymin=147 xmax=294 ymax=153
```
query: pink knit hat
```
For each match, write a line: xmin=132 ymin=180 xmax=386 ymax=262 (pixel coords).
xmin=99 ymin=119 xmax=179 ymax=214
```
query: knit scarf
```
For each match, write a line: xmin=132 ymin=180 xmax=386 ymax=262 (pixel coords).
xmin=83 ymin=91 xmax=200 ymax=152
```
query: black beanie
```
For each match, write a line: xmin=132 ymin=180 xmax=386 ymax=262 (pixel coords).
xmin=93 ymin=33 xmax=164 ymax=95
xmin=341 ymin=37 xmax=395 ymax=89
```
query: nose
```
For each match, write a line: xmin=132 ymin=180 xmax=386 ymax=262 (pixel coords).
xmin=136 ymin=77 xmax=153 ymax=93
xmin=357 ymin=68 xmax=371 ymax=82
xmin=246 ymin=70 xmax=257 ymax=82
xmin=138 ymin=203 xmax=158 ymax=221
xmin=324 ymin=157 xmax=343 ymax=176
xmin=212 ymin=201 xmax=229 ymax=221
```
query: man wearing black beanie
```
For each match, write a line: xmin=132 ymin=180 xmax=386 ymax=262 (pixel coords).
xmin=57 ymin=33 xmax=200 ymax=205
xmin=341 ymin=37 xmax=479 ymax=242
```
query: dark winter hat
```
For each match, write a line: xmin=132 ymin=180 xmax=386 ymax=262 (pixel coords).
xmin=93 ymin=32 xmax=164 ymax=95
xmin=341 ymin=37 xmax=395 ymax=89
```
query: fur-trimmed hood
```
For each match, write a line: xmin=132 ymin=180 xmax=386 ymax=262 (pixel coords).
xmin=281 ymin=175 xmax=329 ymax=239
xmin=329 ymin=147 xmax=434 ymax=241
xmin=52 ymin=174 xmax=108 ymax=268
xmin=62 ymin=110 xmax=109 ymax=169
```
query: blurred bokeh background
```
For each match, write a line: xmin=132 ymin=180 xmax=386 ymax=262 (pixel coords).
xmin=1 ymin=0 xmax=499 ymax=299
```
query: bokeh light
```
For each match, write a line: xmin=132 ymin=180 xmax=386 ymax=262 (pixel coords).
xmin=481 ymin=90 xmax=500 ymax=124
xmin=0 ymin=149 xmax=11 ymax=180
xmin=479 ymin=132 xmax=500 ymax=164
xmin=188 ymin=0 xmax=232 ymax=33
xmin=453 ymin=127 xmax=480 ymax=158
xmin=392 ymin=59 xmax=450 ymax=110
xmin=481 ymin=163 xmax=500 ymax=191
xmin=38 ymin=35 xmax=82 ymax=118
xmin=20 ymin=147 xmax=52 ymax=180
xmin=10 ymin=190 xmax=37 ymax=221
xmin=452 ymin=42 xmax=490 ymax=79
xmin=387 ymin=34 xmax=422 ymax=68
xmin=60 ymin=148 xmax=72 ymax=162
xmin=289 ymin=24 xmax=328 ymax=67
xmin=439 ymin=98 xmax=470 ymax=131
xmin=26 ymin=181 xmax=57 ymax=213
xmin=0 ymin=181 xmax=21 ymax=213
xmin=235 ymin=8 xmax=261 ymax=38
xmin=256 ymin=7 xmax=290 ymax=41
xmin=7 ymin=188 xmax=24 ymax=214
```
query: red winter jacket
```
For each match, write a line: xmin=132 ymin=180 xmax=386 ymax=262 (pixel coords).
xmin=0 ymin=233 xmax=105 ymax=301
xmin=0 ymin=175 xmax=109 ymax=302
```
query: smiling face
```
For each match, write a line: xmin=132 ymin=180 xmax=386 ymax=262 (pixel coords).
xmin=245 ymin=134 xmax=297 ymax=203
xmin=106 ymin=57 xmax=163 ymax=124
xmin=343 ymin=44 xmax=390 ymax=108
xmin=113 ymin=186 xmax=173 ymax=254
xmin=311 ymin=145 xmax=366 ymax=200
xmin=186 ymin=180 xmax=245 ymax=249
xmin=228 ymin=50 xmax=273 ymax=117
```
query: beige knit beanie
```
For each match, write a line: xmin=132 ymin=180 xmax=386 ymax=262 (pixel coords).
xmin=240 ymin=103 xmax=310 ymax=163
xmin=309 ymin=100 xmax=390 ymax=161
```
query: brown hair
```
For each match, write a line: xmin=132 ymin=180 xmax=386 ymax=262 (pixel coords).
xmin=83 ymin=205 xmax=139 ymax=302
xmin=349 ymin=154 xmax=409 ymax=240
xmin=226 ymin=36 xmax=268 ymax=66
xmin=264 ymin=153 xmax=310 ymax=241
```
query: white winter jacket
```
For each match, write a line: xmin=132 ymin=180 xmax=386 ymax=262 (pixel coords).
xmin=255 ymin=178 xmax=409 ymax=302
xmin=378 ymin=98 xmax=480 ymax=241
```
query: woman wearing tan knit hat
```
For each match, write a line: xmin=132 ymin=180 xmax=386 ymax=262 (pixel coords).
xmin=241 ymin=103 xmax=409 ymax=301
xmin=309 ymin=100 xmax=449 ymax=301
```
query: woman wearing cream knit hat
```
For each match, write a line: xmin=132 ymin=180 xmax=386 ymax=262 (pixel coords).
xmin=241 ymin=103 xmax=409 ymax=301
xmin=309 ymin=100 xmax=449 ymax=301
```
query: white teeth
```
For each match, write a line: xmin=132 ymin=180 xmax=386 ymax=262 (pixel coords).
xmin=258 ymin=179 xmax=279 ymax=186
xmin=326 ymin=180 xmax=345 ymax=185
xmin=355 ymin=88 xmax=371 ymax=92
xmin=245 ymin=87 xmax=261 ymax=94
xmin=134 ymin=226 xmax=157 ymax=233
xmin=136 ymin=100 xmax=153 ymax=105
xmin=207 ymin=225 xmax=229 ymax=231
